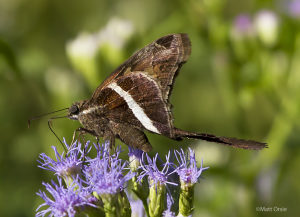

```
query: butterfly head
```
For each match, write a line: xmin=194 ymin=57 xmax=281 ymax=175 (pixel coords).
xmin=68 ymin=100 xmax=87 ymax=120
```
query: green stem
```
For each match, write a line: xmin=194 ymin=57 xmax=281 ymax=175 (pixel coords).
xmin=141 ymin=196 xmax=150 ymax=217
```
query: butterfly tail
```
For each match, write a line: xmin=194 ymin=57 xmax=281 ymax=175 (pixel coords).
xmin=173 ymin=128 xmax=267 ymax=150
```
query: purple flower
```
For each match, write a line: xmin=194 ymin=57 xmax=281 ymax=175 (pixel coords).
xmin=287 ymin=0 xmax=300 ymax=18
xmin=231 ymin=14 xmax=255 ymax=40
xmin=174 ymin=148 xmax=209 ymax=185
xmin=128 ymin=146 xmax=144 ymax=171
xmin=84 ymin=142 xmax=135 ymax=195
xmin=138 ymin=152 xmax=177 ymax=186
xmin=234 ymin=14 xmax=253 ymax=34
xmin=163 ymin=194 xmax=176 ymax=217
xmin=36 ymin=177 xmax=95 ymax=217
xmin=38 ymin=139 xmax=87 ymax=178
xmin=128 ymin=146 xmax=143 ymax=159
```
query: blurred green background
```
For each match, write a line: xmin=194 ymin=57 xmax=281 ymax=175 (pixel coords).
xmin=1 ymin=0 xmax=300 ymax=216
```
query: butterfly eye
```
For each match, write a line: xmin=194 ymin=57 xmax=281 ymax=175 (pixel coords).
xmin=69 ymin=105 xmax=79 ymax=115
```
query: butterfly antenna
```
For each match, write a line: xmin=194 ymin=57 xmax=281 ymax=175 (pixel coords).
xmin=48 ymin=117 xmax=68 ymax=152
xmin=28 ymin=107 xmax=69 ymax=128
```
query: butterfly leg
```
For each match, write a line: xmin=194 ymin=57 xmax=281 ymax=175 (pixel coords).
xmin=71 ymin=127 xmax=97 ymax=149
xmin=103 ymin=130 xmax=116 ymax=152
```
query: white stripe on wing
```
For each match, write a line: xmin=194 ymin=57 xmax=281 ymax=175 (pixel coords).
xmin=107 ymin=82 xmax=160 ymax=134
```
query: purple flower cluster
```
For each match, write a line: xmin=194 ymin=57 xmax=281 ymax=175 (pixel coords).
xmin=36 ymin=140 xmax=208 ymax=217
xmin=36 ymin=140 xmax=133 ymax=216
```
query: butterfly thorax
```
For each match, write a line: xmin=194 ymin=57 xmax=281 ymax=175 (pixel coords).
xmin=68 ymin=100 xmax=108 ymax=137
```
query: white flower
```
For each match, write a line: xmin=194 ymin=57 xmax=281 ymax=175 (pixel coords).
xmin=254 ymin=10 xmax=279 ymax=47
xmin=97 ymin=17 xmax=134 ymax=49
xmin=66 ymin=33 xmax=99 ymax=59
xmin=66 ymin=17 xmax=134 ymax=60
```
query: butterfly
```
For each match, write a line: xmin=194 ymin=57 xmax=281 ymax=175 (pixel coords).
xmin=67 ymin=33 xmax=267 ymax=152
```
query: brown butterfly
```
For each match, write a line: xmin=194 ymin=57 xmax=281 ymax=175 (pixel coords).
xmin=67 ymin=33 xmax=267 ymax=152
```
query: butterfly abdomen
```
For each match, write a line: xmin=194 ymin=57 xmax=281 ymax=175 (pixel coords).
xmin=173 ymin=128 xmax=267 ymax=150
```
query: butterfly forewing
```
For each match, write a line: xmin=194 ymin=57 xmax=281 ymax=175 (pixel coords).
xmin=90 ymin=33 xmax=191 ymax=102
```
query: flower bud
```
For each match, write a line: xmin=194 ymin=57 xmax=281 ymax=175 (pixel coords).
xmin=149 ymin=181 xmax=166 ymax=217
xmin=178 ymin=181 xmax=195 ymax=216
